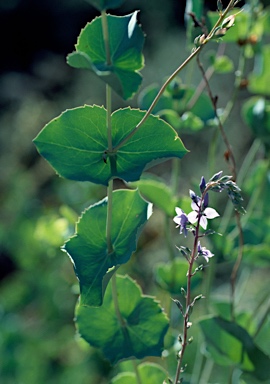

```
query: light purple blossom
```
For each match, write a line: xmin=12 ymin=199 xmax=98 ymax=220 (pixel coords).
xmin=173 ymin=207 xmax=189 ymax=237
xmin=187 ymin=199 xmax=219 ymax=230
xmin=197 ymin=241 xmax=214 ymax=262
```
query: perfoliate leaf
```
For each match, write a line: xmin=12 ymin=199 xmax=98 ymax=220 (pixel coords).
xmin=34 ymin=106 xmax=188 ymax=186
xmin=111 ymin=362 xmax=168 ymax=383
xmin=63 ymin=189 xmax=151 ymax=306
xmin=76 ymin=275 xmax=169 ymax=363
xmin=67 ymin=13 xmax=144 ymax=99
xmin=85 ymin=0 xmax=126 ymax=11
xmin=199 ymin=316 xmax=270 ymax=381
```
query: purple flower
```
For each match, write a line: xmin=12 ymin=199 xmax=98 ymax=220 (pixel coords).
xmin=173 ymin=207 xmax=189 ymax=237
xmin=198 ymin=241 xmax=214 ymax=262
xmin=187 ymin=199 xmax=219 ymax=230
xmin=199 ymin=176 xmax=206 ymax=193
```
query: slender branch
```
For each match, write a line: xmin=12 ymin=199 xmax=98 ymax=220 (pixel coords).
xmin=196 ymin=53 xmax=237 ymax=180
xmin=186 ymin=43 xmax=226 ymax=111
xmin=174 ymin=187 xmax=210 ymax=383
xmin=113 ymin=0 xmax=236 ymax=153
xmin=113 ymin=46 xmax=202 ymax=151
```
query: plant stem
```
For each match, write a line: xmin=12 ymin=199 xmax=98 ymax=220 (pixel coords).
xmin=196 ymin=53 xmax=237 ymax=180
xmin=101 ymin=11 xmax=114 ymax=254
xmin=174 ymin=187 xmax=210 ymax=383
xmin=111 ymin=273 xmax=127 ymax=327
xmin=106 ymin=179 xmax=114 ymax=254
xmin=101 ymin=10 xmax=111 ymax=66
xmin=113 ymin=0 xmax=236 ymax=152
xmin=132 ymin=360 xmax=143 ymax=384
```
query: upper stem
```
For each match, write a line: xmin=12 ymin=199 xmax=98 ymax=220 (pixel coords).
xmin=113 ymin=0 xmax=237 ymax=153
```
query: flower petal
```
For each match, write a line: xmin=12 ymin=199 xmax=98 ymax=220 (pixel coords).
xmin=187 ymin=211 xmax=198 ymax=224
xmin=200 ymin=216 xmax=207 ymax=229
xmin=173 ymin=216 xmax=181 ymax=225
xmin=204 ymin=207 xmax=219 ymax=219
xmin=175 ymin=207 xmax=183 ymax=215
xmin=191 ymin=201 xmax=198 ymax=211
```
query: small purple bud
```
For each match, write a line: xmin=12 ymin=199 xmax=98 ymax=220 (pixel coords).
xmin=210 ymin=171 xmax=223 ymax=181
xmin=189 ymin=189 xmax=196 ymax=200
xmin=203 ymin=192 xmax=209 ymax=208
xmin=199 ymin=176 xmax=206 ymax=193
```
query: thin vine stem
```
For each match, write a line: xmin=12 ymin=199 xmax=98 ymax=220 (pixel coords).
xmin=174 ymin=187 xmax=211 ymax=383
xmin=113 ymin=0 xmax=236 ymax=153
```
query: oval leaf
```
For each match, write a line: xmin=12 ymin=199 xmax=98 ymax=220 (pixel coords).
xmin=67 ymin=13 xmax=144 ymax=99
xmin=34 ymin=106 xmax=188 ymax=186
xmin=63 ymin=189 xmax=151 ymax=306
xmin=76 ymin=275 xmax=169 ymax=363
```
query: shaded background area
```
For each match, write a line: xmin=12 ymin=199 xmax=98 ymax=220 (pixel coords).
xmin=1 ymin=0 xmax=266 ymax=383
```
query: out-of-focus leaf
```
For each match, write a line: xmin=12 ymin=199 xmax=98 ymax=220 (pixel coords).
xmin=199 ymin=316 xmax=270 ymax=381
xmin=242 ymin=97 xmax=270 ymax=144
xmin=211 ymin=55 xmax=234 ymax=73
xmin=248 ymin=45 xmax=270 ymax=96
xmin=155 ymin=259 xmax=201 ymax=295
xmin=67 ymin=13 xmax=144 ymax=99
xmin=64 ymin=189 xmax=150 ymax=306
xmin=111 ymin=362 xmax=168 ymax=383
xmin=130 ymin=176 xmax=178 ymax=216
xmin=76 ymin=275 xmax=169 ymax=364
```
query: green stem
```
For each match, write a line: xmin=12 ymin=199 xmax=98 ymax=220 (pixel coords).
xmin=111 ymin=273 xmax=126 ymax=327
xmin=132 ymin=360 xmax=142 ymax=384
xmin=101 ymin=10 xmax=111 ymax=66
xmin=101 ymin=11 xmax=114 ymax=254
xmin=112 ymin=0 xmax=236 ymax=152
xmin=106 ymin=85 xmax=113 ymax=151
xmin=106 ymin=179 xmax=114 ymax=254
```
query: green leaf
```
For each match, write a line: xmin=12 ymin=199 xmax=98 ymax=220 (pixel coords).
xmin=63 ymin=189 xmax=151 ymax=306
xmin=199 ymin=316 xmax=270 ymax=381
xmin=242 ymin=97 xmax=270 ymax=144
xmin=85 ymin=0 xmax=126 ymax=11
xmin=130 ymin=176 xmax=178 ymax=216
xmin=76 ymin=275 xmax=169 ymax=364
xmin=248 ymin=45 xmax=270 ymax=96
xmin=212 ymin=55 xmax=234 ymax=74
xmin=155 ymin=259 xmax=201 ymax=295
xmin=111 ymin=362 xmax=167 ymax=383
xmin=67 ymin=13 xmax=144 ymax=99
xmin=34 ymin=106 xmax=188 ymax=186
